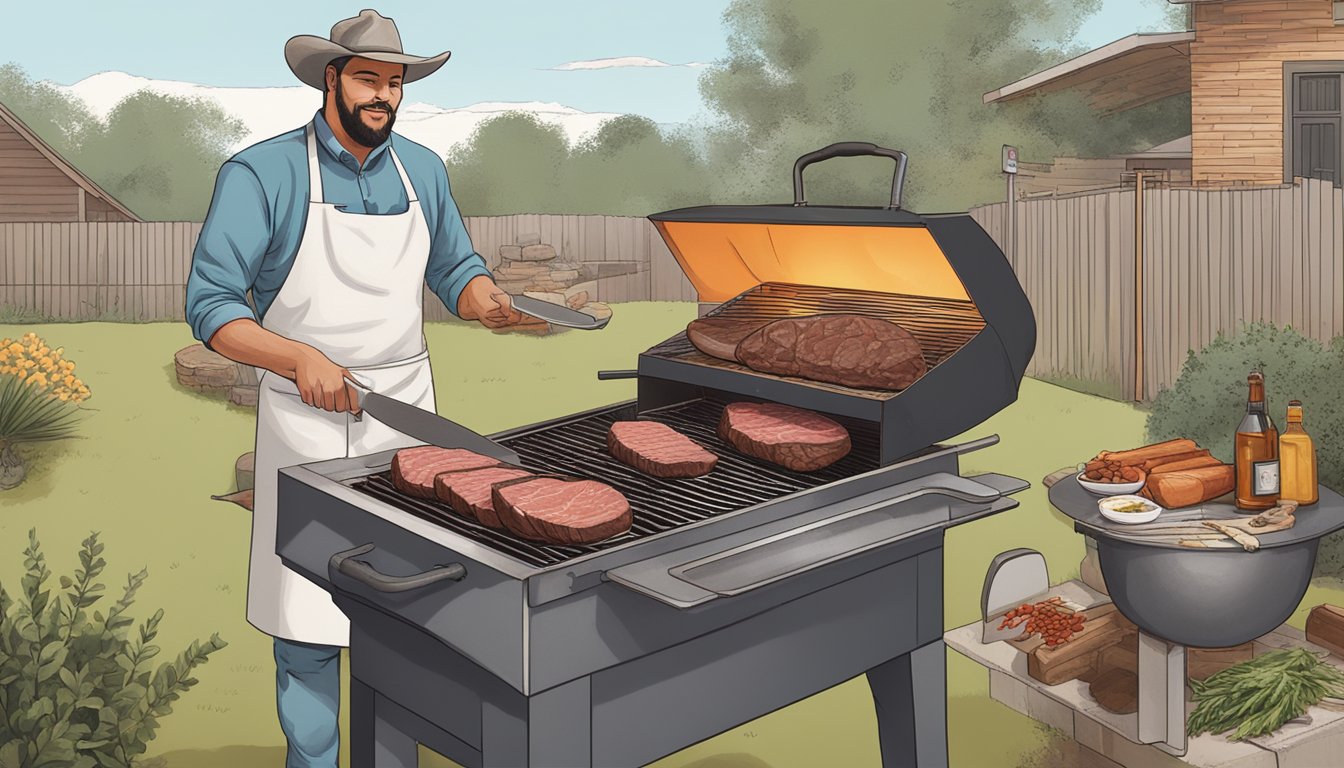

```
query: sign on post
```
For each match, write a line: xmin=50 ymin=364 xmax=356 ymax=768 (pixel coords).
xmin=1002 ymin=145 xmax=1018 ymax=175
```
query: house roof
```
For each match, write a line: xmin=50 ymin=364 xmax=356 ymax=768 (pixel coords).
xmin=0 ymin=98 xmax=142 ymax=222
xmin=983 ymin=31 xmax=1195 ymax=115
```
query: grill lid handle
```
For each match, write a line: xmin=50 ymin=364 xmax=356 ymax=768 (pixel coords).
xmin=329 ymin=543 xmax=467 ymax=594
xmin=793 ymin=142 xmax=909 ymax=210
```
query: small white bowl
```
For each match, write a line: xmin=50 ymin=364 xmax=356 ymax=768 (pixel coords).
xmin=1098 ymin=495 xmax=1164 ymax=524
xmin=1077 ymin=471 xmax=1145 ymax=496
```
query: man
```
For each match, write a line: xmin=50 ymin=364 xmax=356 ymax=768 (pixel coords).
xmin=185 ymin=10 xmax=521 ymax=767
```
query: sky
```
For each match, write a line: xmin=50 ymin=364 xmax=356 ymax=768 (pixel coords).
xmin=2 ymin=0 xmax=1174 ymax=124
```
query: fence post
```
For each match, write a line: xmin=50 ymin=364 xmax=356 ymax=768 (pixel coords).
xmin=1133 ymin=171 xmax=1152 ymax=402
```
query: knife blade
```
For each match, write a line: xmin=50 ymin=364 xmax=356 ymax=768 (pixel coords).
xmin=350 ymin=383 xmax=521 ymax=465
xmin=510 ymin=294 xmax=610 ymax=330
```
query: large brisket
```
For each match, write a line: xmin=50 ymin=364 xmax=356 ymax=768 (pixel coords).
xmin=735 ymin=314 xmax=927 ymax=390
xmin=686 ymin=317 xmax=770 ymax=362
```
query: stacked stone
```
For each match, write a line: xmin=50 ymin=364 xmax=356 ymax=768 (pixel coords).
xmin=490 ymin=232 xmax=611 ymax=334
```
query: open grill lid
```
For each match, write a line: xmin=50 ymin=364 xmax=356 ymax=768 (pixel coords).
xmin=640 ymin=143 xmax=1038 ymax=465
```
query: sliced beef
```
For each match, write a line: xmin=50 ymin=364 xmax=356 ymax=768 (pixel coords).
xmin=434 ymin=465 xmax=534 ymax=528
xmin=686 ymin=316 xmax=770 ymax=362
xmin=607 ymin=421 xmax=718 ymax=478
xmin=717 ymin=402 xmax=851 ymax=472
xmin=735 ymin=314 xmax=927 ymax=391
xmin=390 ymin=446 xmax=500 ymax=498
xmin=492 ymin=477 xmax=632 ymax=545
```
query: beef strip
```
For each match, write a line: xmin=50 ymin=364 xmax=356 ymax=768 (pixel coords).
xmin=717 ymin=401 xmax=851 ymax=471
xmin=608 ymin=421 xmax=718 ymax=478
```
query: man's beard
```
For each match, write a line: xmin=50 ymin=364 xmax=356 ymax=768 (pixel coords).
xmin=335 ymin=80 xmax=396 ymax=148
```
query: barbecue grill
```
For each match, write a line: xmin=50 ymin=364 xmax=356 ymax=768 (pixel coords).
xmin=274 ymin=143 xmax=1038 ymax=767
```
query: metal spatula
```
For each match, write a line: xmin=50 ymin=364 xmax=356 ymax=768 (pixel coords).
xmin=510 ymin=294 xmax=609 ymax=330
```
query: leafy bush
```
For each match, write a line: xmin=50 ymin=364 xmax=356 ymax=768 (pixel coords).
xmin=0 ymin=531 xmax=226 ymax=767
xmin=1146 ymin=322 xmax=1344 ymax=578
xmin=0 ymin=333 xmax=93 ymax=490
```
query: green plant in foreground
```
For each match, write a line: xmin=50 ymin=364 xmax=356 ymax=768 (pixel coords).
xmin=1187 ymin=648 xmax=1344 ymax=741
xmin=0 ymin=531 xmax=227 ymax=767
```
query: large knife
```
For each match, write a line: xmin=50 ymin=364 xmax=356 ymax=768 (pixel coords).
xmin=348 ymin=380 xmax=521 ymax=465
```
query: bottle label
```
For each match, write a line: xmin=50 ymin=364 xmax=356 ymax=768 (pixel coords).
xmin=1253 ymin=460 xmax=1280 ymax=496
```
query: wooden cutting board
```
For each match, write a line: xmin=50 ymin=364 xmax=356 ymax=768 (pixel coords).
xmin=1022 ymin=603 xmax=1139 ymax=686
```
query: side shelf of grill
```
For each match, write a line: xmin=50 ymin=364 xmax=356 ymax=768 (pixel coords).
xmin=606 ymin=472 xmax=1028 ymax=609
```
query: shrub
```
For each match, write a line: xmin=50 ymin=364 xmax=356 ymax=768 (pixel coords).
xmin=0 ymin=531 xmax=226 ymax=767
xmin=1146 ymin=322 xmax=1344 ymax=578
xmin=0 ymin=333 xmax=93 ymax=490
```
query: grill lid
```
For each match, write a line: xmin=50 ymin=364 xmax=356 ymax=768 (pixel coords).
xmin=649 ymin=143 xmax=970 ymax=303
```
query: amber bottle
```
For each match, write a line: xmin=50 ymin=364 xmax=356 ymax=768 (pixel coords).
xmin=1279 ymin=400 xmax=1318 ymax=505
xmin=1234 ymin=372 xmax=1279 ymax=511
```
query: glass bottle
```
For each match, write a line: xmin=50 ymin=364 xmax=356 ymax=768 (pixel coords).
xmin=1234 ymin=371 xmax=1278 ymax=511
xmin=1279 ymin=400 xmax=1318 ymax=505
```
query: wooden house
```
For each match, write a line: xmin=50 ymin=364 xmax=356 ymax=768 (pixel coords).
xmin=0 ymin=98 xmax=140 ymax=222
xmin=985 ymin=0 xmax=1344 ymax=189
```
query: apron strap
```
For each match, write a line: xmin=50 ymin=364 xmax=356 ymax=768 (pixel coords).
xmin=389 ymin=146 xmax=417 ymax=203
xmin=306 ymin=124 xmax=324 ymax=203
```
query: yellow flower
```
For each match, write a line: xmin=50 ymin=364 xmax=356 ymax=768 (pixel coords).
xmin=64 ymin=374 xmax=75 ymax=387
xmin=57 ymin=392 xmax=70 ymax=401
xmin=28 ymin=372 xmax=48 ymax=388
xmin=7 ymin=343 xmax=21 ymax=355
xmin=39 ymin=356 xmax=53 ymax=369
xmin=15 ymin=369 xmax=26 ymax=380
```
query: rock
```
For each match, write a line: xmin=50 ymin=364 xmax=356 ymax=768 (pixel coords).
xmin=566 ymin=291 xmax=589 ymax=309
xmin=518 ymin=244 xmax=557 ymax=262
xmin=580 ymin=302 xmax=612 ymax=321
xmin=592 ymin=261 xmax=641 ymax=278
xmin=498 ymin=245 xmax=523 ymax=261
xmin=516 ymin=232 xmax=542 ymax=247
xmin=175 ymin=344 xmax=240 ymax=390
xmin=494 ymin=279 xmax=531 ymax=294
xmin=564 ymin=280 xmax=598 ymax=303
xmin=236 ymin=452 xmax=255 ymax=492
xmin=230 ymin=385 xmax=259 ymax=408
xmin=522 ymin=291 xmax=566 ymax=305
xmin=549 ymin=269 xmax=580 ymax=283
xmin=496 ymin=263 xmax=549 ymax=278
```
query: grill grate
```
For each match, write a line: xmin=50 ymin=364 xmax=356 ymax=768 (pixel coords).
xmin=349 ymin=397 xmax=883 ymax=568
xmin=644 ymin=282 xmax=986 ymax=399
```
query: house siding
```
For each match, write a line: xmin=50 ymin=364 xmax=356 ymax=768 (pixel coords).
xmin=1191 ymin=0 xmax=1344 ymax=184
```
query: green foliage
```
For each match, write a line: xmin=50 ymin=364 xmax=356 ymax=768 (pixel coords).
xmin=1187 ymin=648 xmax=1344 ymax=741
xmin=0 ymin=375 xmax=82 ymax=447
xmin=0 ymin=64 xmax=244 ymax=221
xmin=0 ymin=531 xmax=227 ymax=767
xmin=1146 ymin=322 xmax=1344 ymax=578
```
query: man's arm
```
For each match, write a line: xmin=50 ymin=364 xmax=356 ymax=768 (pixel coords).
xmin=185 ymin=160 xmax=359 ymax=413
xmin=423 ymin=163 xmax=522 ymax=327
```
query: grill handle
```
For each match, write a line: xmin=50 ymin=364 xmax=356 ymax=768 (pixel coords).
xmin=793 ymin=142 xmax=909 ymax=210
xmin=597 ymin=369 xmax=638 ymax=380
xmin=329 ymin=543 xmax=467 ymax=594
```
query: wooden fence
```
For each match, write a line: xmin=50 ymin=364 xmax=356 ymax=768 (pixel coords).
xmin=0 ymin=214 xmax=694 ymax=323
xmin=970 ymin=178 xmax=1344 ymax=400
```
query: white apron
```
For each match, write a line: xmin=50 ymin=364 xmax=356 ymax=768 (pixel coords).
xmin=248 ymin=125 xmax=434 ymax=646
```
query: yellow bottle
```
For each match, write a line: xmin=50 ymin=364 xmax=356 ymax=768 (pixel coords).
xmin=1279 ymin=400 xmax=1318 ymax=505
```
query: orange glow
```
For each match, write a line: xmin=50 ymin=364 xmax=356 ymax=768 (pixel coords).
xmin=654 ymin=221 xmax=970 ymax=302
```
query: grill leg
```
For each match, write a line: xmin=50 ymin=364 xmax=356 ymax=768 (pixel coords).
xmin=351 ymin=677 xmax=419 ymax=768
xmin=482 ymin=676 xmax=592 ymax=768
xmin=867 ymin=640 xmax=948 ymax=768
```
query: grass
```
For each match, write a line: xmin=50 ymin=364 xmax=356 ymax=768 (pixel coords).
xmin=5 ymin=307 xmax=1339 ymax=767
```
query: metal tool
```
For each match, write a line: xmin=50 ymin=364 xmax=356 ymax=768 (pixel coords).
xmin=510 ymin=294 xmax=609 ymax=330
xmin=347 ymin=377 xmax=521 ymax=465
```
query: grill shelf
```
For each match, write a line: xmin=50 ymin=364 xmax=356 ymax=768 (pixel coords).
xmin=349 ymin=397 xmax=884 ymax=568
xmin=644 ymin=281 xmax=986 ymax=400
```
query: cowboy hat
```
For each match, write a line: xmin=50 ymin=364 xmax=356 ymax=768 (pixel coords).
xmin=285 ymin=9 xmax=450 ymax=89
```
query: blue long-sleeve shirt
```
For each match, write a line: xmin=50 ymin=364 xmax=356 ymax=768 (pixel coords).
xmin=185 ymin=111 xmax=492 ymax=348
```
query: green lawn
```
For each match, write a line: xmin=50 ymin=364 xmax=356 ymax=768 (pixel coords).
xmin=5 ymin=307 xmax=1339 ymax=767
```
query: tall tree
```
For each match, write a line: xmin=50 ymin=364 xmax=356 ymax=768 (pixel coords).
xmin=0 ymin=63 xmax=97 ymax=158
xmin=696 ymin=0 xmax=1189 ymax=211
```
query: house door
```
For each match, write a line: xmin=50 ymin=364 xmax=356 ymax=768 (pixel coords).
xmin=1290 ymin=72 xmax=1342 ymax=186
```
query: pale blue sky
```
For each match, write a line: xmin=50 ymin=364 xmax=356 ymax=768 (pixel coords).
xmin=3 ymin=1 xmax=1173 ymax=123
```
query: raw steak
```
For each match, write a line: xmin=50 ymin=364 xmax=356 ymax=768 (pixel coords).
xmin=492 ymin=477 xmax=632 ymax=545
xmin=735 ymin=314 xmax=927 ymax=390
xmin=391 ymin=446 xmax=500 ymax=499
xmin=607 ymin=421 xmax=718 ymax=478
xmin=686 ymin=317 xmax=770 ymax=362
xmin=717 ymin=402 xmax=851 ymax=471
xmin=434 ymin=465 xmax=534 ymax=528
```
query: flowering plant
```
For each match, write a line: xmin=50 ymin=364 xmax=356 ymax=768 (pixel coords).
xmin=0 ymin=332 xmax=91 ymax=489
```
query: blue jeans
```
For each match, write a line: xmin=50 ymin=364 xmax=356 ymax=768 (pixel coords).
xmin=274 ymin=637 xmax=341 ymax=768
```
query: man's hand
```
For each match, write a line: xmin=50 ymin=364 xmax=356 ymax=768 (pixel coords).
xmin=457 ymin=275 xmax=523 ymax=329
xmin=293 ymin=345 xmax=362 ymax=414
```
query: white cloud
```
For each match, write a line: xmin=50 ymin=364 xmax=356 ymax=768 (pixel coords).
xmin=547 ymin=56 xmax=708 ymax=71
